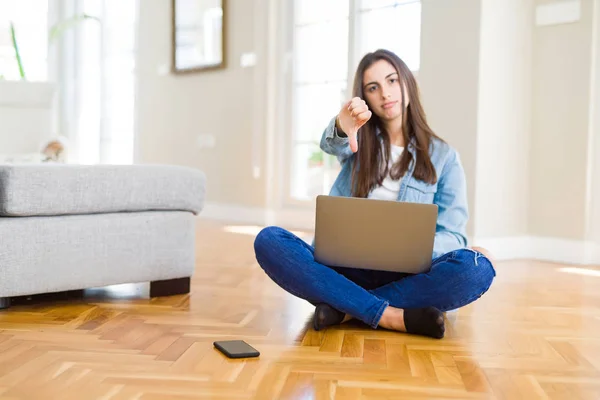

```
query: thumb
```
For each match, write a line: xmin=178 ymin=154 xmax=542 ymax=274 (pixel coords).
xmin=348 ymin=131 xmax=358 ymax=153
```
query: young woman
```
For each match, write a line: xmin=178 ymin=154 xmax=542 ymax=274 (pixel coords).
xmin=253 ymin=49 xmax=496 ymax=339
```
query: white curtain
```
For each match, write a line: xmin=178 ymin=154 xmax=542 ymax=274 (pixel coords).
xmin=51 ymin=0 xmax=137 ymax=164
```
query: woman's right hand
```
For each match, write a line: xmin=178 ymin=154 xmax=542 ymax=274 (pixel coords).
xmin=337 ymin=97 xmax=372 ymax=153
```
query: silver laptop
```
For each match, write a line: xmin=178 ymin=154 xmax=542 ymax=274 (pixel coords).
xmin=313 ymin=195 xmax=438 ymax=274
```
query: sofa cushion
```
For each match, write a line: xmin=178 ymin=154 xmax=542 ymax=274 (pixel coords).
xmin=0 ymin=164 xmax=206 ymax=217
xmin=0 ymin=211 xmax=195 ymax=297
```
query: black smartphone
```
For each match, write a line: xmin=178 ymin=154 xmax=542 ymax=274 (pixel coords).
xmin=213 ymin=340 xmax=260 ymax=359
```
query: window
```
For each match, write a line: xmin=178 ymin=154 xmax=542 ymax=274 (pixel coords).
xmin=285 ymin=0 xmax=421 ymax=203
xmin=97 ymin=0 xmax=137 ymax=164
xmin=1 ymin=0 xmax=137 ymax=165
xmin=71 ymin=0 xmax=137 ymax=164
xmin=0 ymin=0 xmax=49 ymax=81
xmin=357 ymin=0 xmax=421 ymax=71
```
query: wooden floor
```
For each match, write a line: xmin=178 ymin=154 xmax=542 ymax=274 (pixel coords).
xmin=0 ymin=220 xmax=599 ymax=399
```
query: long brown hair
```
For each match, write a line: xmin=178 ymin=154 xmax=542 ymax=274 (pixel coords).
xmin=350 ymin=49 xmax=443 ymax=198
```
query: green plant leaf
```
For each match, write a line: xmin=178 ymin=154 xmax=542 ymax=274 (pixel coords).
xmin=7 ymin=14 xmax=100 ymax=82
xmin=48 ymin=13 xmax=100 ymax=43
xmin=9 ymin=22 xmax=26 ymax=80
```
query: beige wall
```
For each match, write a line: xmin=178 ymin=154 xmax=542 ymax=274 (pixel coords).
xmin=418 ymin=0 xmax=481 ymax=237
xmin=420 ymin=0 xmax=597 ymax=243
xmin=590 ymin=0 xmax=600 ymax=244
xmin=419 ymin=0 xmax=533 ymax=240
xmin=474 ymin=0 xmax=533 ymax=238
xmin=529 ymin=0 xmax=594 ymax=240
xmin=136 ymin=0 xmax=270 ymax=208
xmin=136 ymin=0 xmax=600 ymax=249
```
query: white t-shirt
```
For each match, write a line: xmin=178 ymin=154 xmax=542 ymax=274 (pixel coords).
xmin=368 ymin=143 xmax=404 ymax=201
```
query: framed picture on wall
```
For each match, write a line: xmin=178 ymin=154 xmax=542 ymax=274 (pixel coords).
xmin=171 ymin=0 xmax=226 ymax=73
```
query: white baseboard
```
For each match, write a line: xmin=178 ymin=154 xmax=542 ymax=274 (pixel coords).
xmin=200 ymin=202 xmax=315 ymax=230
xmin=201 ymin=203 xmax=600 ymax=265
xmin=472 ymin=236 xmax=600 ymax=265
xmin=586 ymin=241 xmax=600 ymax=265
xmin=201 ymin=202 xmax=270 ymax=225
xmin=471 ymin=236 xmax=531 ymax=261
xmin=272 ymin=208 xmax=315 ymax=230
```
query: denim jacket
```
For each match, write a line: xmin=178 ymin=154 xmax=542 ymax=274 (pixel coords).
xmin=319 ymin=116 xmax=469 ymax=260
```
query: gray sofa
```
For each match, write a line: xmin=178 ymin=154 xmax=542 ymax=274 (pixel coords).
xmin=0 ymin=163 xmax=206 ymax=309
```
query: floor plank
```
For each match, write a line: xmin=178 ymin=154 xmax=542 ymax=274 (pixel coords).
xmin=0 ymin=219 xmax=598 ymax=399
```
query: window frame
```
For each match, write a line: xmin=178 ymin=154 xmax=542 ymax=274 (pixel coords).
xmin=280 ymin=0 xmax=421 ymax=209
xmin=58 ymin=0 xmax=138 ymax=165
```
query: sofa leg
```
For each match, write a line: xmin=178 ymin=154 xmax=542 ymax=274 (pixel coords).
xmin=0 ymin=297 xmax=10 ymax=310
xmin=150 ymin=277 xmax=190 ymax=297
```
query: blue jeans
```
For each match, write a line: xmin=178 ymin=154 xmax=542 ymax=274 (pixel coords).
xmin=254 ymin=226 xmax=496 ymax=329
